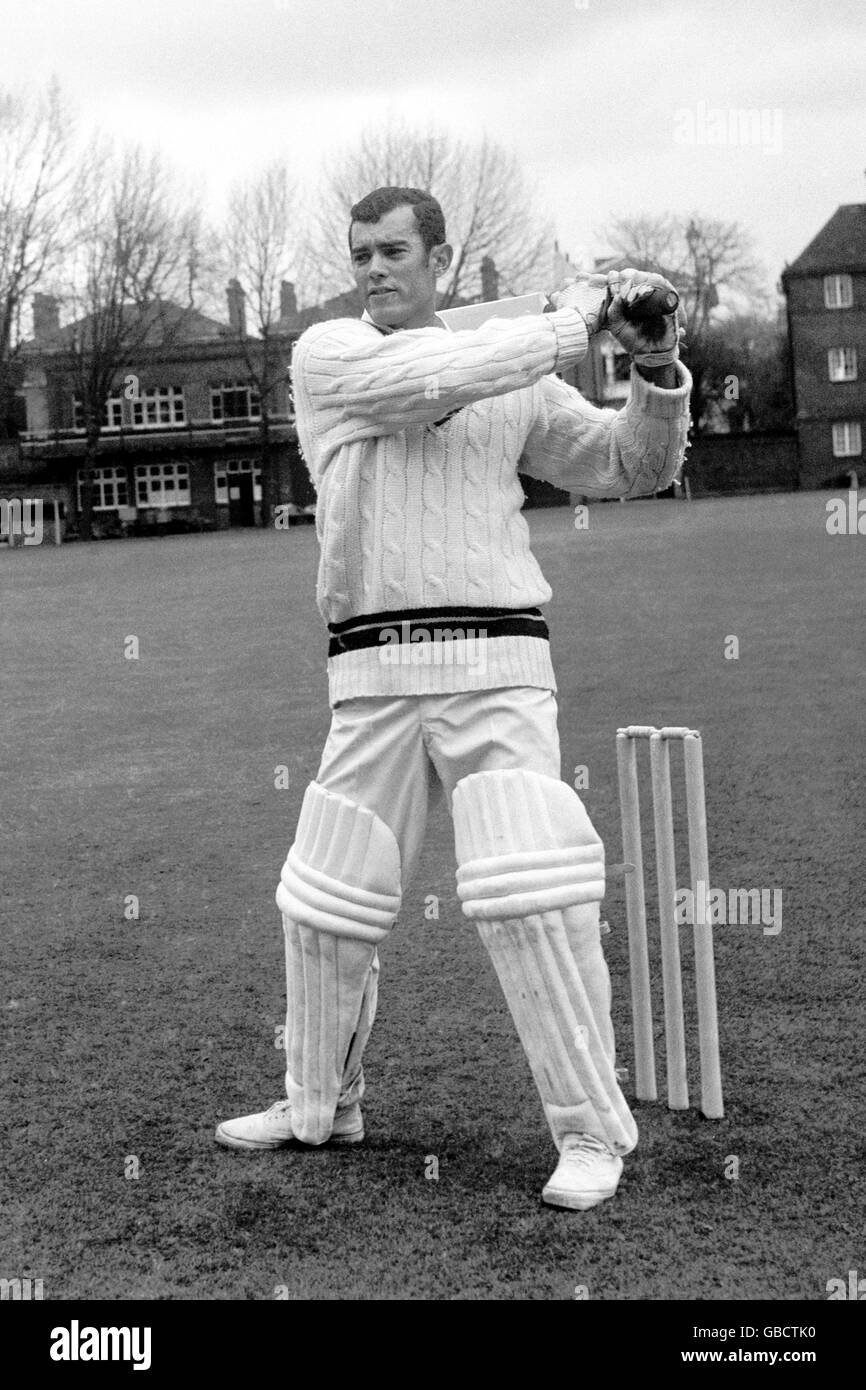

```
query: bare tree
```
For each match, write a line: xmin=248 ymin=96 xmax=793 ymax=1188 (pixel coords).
xmin=603 ymin=212 xmax=767 ymax=432
xmin=0 ymin=79 xmax=75 ymax=437
xmin=55 ymin=142 xmax=204 ymax=538
xmin=311 ymin=120 xmax=551 ymax=308
xmin=223 ymin=162 xmax=309 ymax=519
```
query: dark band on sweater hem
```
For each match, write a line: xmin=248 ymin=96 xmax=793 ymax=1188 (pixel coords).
xmin=327 ymin=607 xmax=549 ymax=657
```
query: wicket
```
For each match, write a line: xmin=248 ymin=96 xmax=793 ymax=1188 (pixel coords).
xmin=615 ymin=726 xmax=724 ymax=1119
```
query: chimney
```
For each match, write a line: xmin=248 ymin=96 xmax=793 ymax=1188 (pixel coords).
xmin=480 ymin=256 xmax=499 ymax=303
xmin=226 ymin=279 xmax=247 ymax=337
xmin=32 ymin=293 xmax=60 ymax=345
xmin=280 ymin=280 xmax=298 ymax=323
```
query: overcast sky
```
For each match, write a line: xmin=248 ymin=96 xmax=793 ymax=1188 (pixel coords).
xmin=7 ymin=0 xmax=866 ymax=295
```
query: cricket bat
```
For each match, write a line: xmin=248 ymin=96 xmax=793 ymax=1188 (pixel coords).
xmin=438 ymin=286 xmax=678 ymax=334
xmin=437 ymin=292 xmax=548 ymax=331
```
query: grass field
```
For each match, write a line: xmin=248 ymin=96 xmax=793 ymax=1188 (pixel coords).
xmin=2 ymin=493 xmax=864 ymax=1301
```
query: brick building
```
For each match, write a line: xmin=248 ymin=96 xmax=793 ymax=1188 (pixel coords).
xmin=12 ymin=284 xmax=314 ymax=538
xmin=782 ymin=204 xmax=866 ymax=487
xmin=4 ymin=243 xmax=667 ymax=537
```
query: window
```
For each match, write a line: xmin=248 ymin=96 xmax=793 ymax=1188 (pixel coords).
xmin=214 ymin=458 xmax=262 ymax=504
xmin=134 ymin=462 xmax=191 ymax=507
xmin=612 ymin=350 xmax=632 ymax=384
xmin=598 ymin=340 xmax=631 ymax=397
xmin=828 ymin=348 xmax=857 ymax=382
xmin=73 ymin=396 xmax=123 ymax=432
xmin=824 ymin=274 xmax=853 ymax=309
xmin=131 ymin=386 xmax=186 ymax=428
xmin=76 ymin=466 xmax=128 ymax=511
xmin=832 ymin=422 xmax=862 ymax=457
xmin=211 ymin=381 xmax=261 ymax=422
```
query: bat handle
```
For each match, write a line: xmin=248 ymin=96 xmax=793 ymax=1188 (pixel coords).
xmin=621 ymin=287 xmax=680 ymax=321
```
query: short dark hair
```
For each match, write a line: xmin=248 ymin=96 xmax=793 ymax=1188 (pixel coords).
xmin=349 ymin=187 xmax=446 ymax=255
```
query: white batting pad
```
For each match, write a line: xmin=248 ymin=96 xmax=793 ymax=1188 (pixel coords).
xmin=276 ymin=781 xmax=401 ymax=944
xmin=453 ymin=770 xmax=637 ymax=1155
xmin=283 ymin=922 xmax=378 ymax=1144
xmin=454 ymin=770 xmax=605 ymax=915
xmin=277 ymin=782 xmax=402 ymax=1144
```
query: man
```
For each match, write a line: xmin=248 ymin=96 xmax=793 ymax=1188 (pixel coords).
xmin=216 ymin=187 xmax=691 ymax=1210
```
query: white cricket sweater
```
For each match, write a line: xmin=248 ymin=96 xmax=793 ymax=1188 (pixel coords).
xmin=290 ymin=305 xmax=692 ymax=705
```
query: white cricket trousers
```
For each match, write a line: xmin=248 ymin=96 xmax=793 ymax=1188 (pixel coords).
xmin=316 ymin=687 xmax=562 ymax=887
xmin=289 ymin=686 xmax=624 ymax=1146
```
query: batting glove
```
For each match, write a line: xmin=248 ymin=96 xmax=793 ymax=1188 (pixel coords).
xmin=548 ymin=273 xmax=611 ymax=336
xmin=604 ymin=268 xmax=686 ymax=369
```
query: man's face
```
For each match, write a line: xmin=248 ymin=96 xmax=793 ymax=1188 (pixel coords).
xmin=350 ymin=205 xmax=448 ymax=330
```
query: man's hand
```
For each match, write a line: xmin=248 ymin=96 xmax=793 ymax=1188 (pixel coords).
xmin=604 ymin=268 xmax=685 ymax=373
xmin=548 ymin=273 xmax=611 ymax=336
xmin=548 ymin=269 xmax=685 ymax=384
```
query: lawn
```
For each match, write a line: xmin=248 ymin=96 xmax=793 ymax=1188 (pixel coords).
xmin=1 ymin=492 xmax=863 ymax=1300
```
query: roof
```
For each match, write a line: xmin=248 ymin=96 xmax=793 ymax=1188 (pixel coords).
xmin=21 ymin=299 xmax=231 ymax=353
xmin=67 ymin=300 xmax=228 ymax=345
xmin=783 ymin=204 xmax=866 ymax=277
xmin=295 ymin=288 xmax=361 ymax=329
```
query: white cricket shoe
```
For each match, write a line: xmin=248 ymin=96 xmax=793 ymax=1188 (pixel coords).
xmin=215 ymin=1099 xmax=364 ymax=1151
xmin=542 ymin=1133 xmax=624 ymax=1210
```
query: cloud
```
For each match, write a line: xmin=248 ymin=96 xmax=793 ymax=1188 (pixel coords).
xmin=5 ymin=0 xmax=864 ymax=298
xmin=13 ymin=0 xmax=571 ymax=105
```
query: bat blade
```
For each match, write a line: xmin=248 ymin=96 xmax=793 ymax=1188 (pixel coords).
xmin=437 ymin=293 xmax=548 ymax=330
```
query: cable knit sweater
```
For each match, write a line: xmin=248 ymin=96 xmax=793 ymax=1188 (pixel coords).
xmin=290 ymin=304 xmax=692 ymax=705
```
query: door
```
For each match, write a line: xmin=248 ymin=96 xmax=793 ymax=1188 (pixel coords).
xmin=228 ymin=470 xmax=255 ymax=526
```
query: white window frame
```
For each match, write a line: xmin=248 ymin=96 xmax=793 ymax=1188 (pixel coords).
xmin=134 ymin=461 xmax=191 ymax=508
xmin=606 ymin=343 xmax=631 ymax=385
xmin=214 ymin=458 xmax=262 ymax=505
xmin=76 ymin=466 xmax=129 ymax=511
xmin=210 ymin=381 xmax=261 ymax=423
xmin=131 ymin=386 xmax=186 ymax=428
xmin=824 ymin=274 xmax=853 ymax=309
xmin=828 ymin=347 xmax=857 ymax=382
xmin=73 ymin=396 xmax=123 ymax=433
xmin=832 ymin=421 xmax=862 ymax=457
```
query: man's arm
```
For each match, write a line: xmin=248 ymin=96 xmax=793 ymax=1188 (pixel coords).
xmin=518 ymin=363 xmax=692 ymax=500
xmin=290 ymin=308 xmax=589 ymax=441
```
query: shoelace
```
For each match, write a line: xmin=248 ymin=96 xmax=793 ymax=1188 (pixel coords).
xmin=561 ymin=1136 xmax=613 ymax=1167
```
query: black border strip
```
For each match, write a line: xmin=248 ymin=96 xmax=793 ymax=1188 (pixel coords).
xmin=328 ymin=610 xmax=549 ymax=658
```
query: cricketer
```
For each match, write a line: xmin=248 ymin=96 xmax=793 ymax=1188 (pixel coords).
xmin=216 ymin=186 xmax=691 ymax=1209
